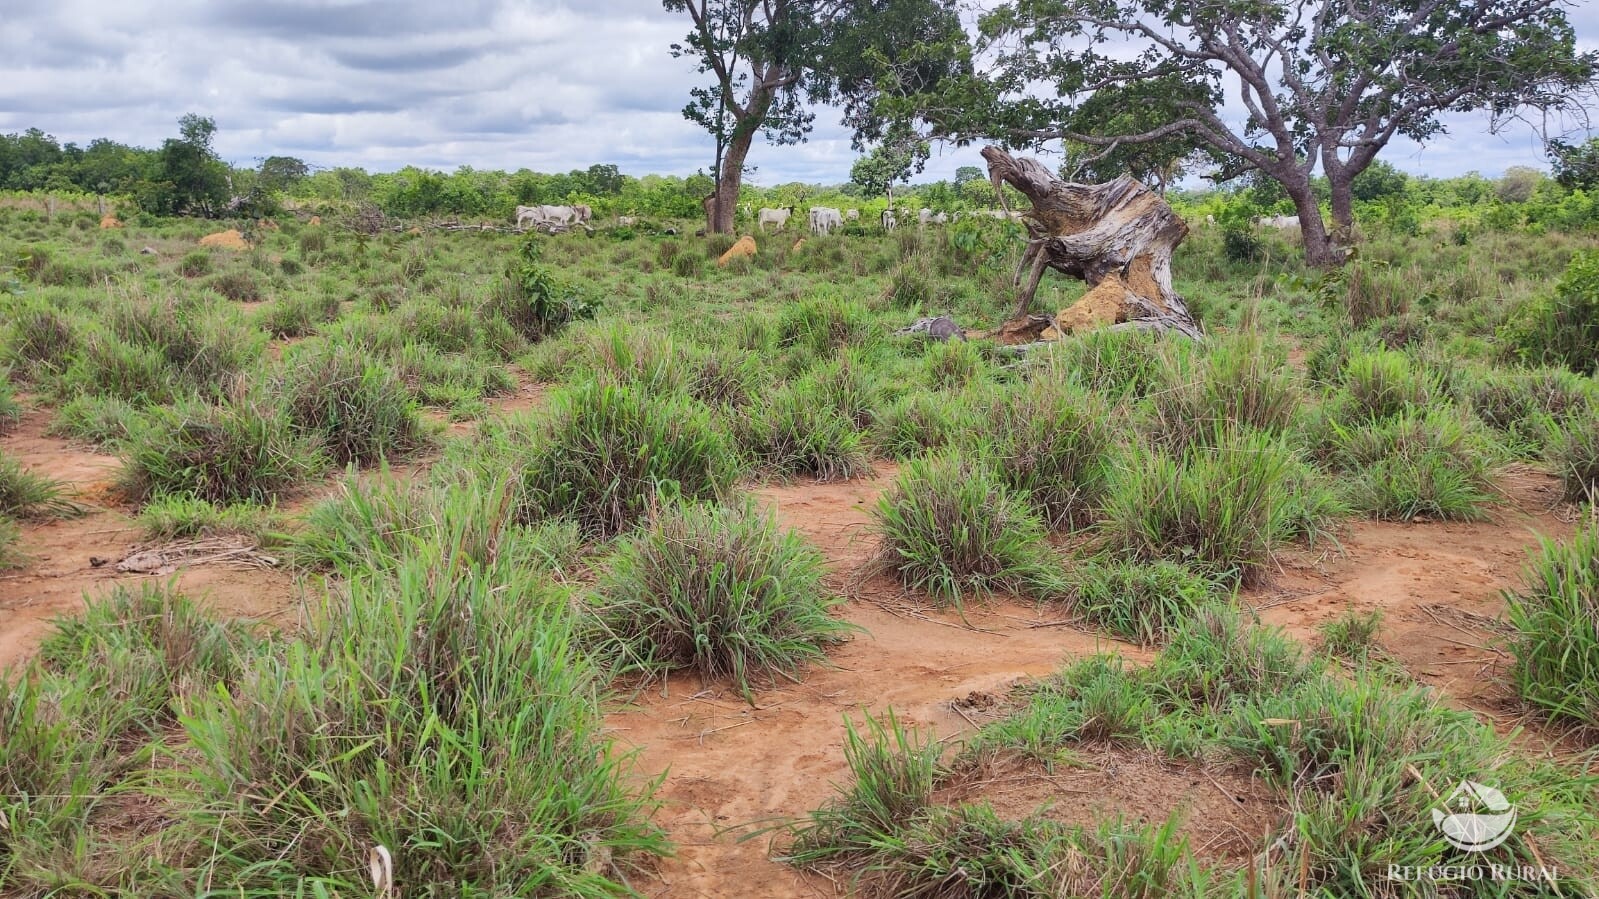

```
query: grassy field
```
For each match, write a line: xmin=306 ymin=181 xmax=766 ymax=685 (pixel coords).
xmin=2 ymin=203 xmax=1598 ymax=896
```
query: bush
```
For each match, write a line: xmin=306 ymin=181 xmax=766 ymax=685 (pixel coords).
xmin=1 ymin=301 xmax=81 ymax=378
xmin=176 ymin=250 xmax=213 ymax=277
xmin=118 ymin=398 xmax=327 ymax=505
xmin=1143 ymin=332 xmax=1300 ymax=450
xmin=518 ymin=382 xmax=742 ymax=537
xmin=1545 ymin=412 xmax=1599 ymax=504
xmin=38 ymin=583 xmax=258 ymax=720
xmin=485 ymin=235 xmax=600 ymax=342
xmin=1329 ymin=407 xmax=1495 ymax=521
xmin=964 ymin=381 xmax=1113 ymax=530
xmin=47 ymin=394 xmax=144 ymax=447
xmin=592 ymin=501 xmax=850 ymax=697
xmin=166 ymin=544 xmax=665 ymax=893
xmin=135 ymin=494 xmax=281 ymax=541
xmin=1461 ymin=366 xmax=1594 ymax=455
xmin=1504 ymin=250 xmax=1599 ymax=374
xmin=204 ymin=270 xmax=264 ymax=302
xmin=1069 ymin=559 xmax=1224 ymax=646
xmin=872 ymin=451 xmax=1059 ymax=603
xmin=775 ymin=292 xmax=872 ymax=356
xmin=1221 ymin=225 xmax=1263 ymax=262
xmin=256 ymin=292 xmax=340 ymax=338
xmin=739 ymin=385 xmax=872 ymax=481
xmin=1035 ymin=327 xmax=1168 ymax=400
xmin=1100 ymin=430 xmax=1295 ymax=585
xmin=1336 ymin=348 xmax=1439 ymax=421
xmin=1506 ymin=522 xmax=1599 ymax=728
xmin=0 ymin=452 xmax=77 ymax=520
xmin=278 ymin=344 xmax=427 ymax=466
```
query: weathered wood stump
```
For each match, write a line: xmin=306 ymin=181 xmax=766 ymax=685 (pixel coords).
xmin=982 ymin=146 xmax=1202 ymax=340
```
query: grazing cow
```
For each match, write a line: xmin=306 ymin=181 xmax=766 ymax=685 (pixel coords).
xmin=757 ymin=206 xmax=794 ymax=233
xmin=618 ymin=215 xmax=639 ymax=227
xmin=514 ymin=205 xmax=541 ymax=228
xmin=845 ymin=208 xmax=860 ymax=222
xmin=918 ymin=207 xmax=933 ymax=227
xmin=808 ymin=206 xmax=843 ymax=236
xmin=573 ymin=204 xmax=592 ymax=225
xmin=881 ymin=208 xmax=898 ymax=231
xmin=932 ymin=211 xmax=949 ymax=225
xmin=1257 ymin=214 xmax=1299 ymax=230
xmin=1204 ymin=214 xmax=1216 ymax=226
xmin=518 ymin=205 xmax=582 ymax=229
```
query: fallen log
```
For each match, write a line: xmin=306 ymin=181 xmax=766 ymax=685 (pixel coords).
xmin=982 ymin=146 xmax=1202 ymax=340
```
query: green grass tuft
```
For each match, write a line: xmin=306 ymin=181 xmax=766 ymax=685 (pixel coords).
xmin=1505 ymin=522 xmax=1599 ymax=729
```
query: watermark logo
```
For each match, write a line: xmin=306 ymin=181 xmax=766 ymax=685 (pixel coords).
xmin=1431 ymin=780 xmax=1516 ymax=852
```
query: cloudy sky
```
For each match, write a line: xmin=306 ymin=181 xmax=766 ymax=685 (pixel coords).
xmin=1 ymin=0 xmax=1595 ymax=186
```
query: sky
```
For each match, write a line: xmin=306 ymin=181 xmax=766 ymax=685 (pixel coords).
xmin=1 ymin=0 xmax=1596 ymax=187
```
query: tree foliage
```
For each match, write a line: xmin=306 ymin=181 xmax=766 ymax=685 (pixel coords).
xmin=888 ymin=0 xmax=1597 ymax=265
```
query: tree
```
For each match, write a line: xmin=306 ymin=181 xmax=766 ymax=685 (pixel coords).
xmin=850 ymin=127 xmax=927 ymax=207
xmin=919 ymin=0 xmax=1597 ymax=265
xmin=257 ymin=155 xmax=309 ymax=192
xmin=1350 ymin=160 xmax=1409 ymax=202
xmin=1550 ymin=136 xmax=1599 ymax=191
xmin=154 ymin=114 xmax=229 ymax=216
xmin=1497 ymin=166 xmax=1547 ymax=203
xmin=664 ymin=0 xmax=964 ymax=233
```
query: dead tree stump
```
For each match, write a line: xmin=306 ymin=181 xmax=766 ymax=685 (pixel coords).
xmin=982 ymin=146 xmax=1202 ymax=340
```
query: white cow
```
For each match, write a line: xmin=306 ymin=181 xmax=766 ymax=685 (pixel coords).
xmin=918 ymin=207 xmax=933 ymax=227
xmin=808 ymin=206 xmax=843 ymax=236
xmin=757 ymin=206 xmax=794 ymax=233
xmin=573 ymin=204 xmax=592 ymax=225
xmin=517 ymin=204 xmax=582 ymax=229
xmin=617 ymin=215 xmax=639 ymax=227
xmin=1257 ymin=214 xmax=1299 ymax=229
xmin=845 ymin=208 xmax=860 ymax=222
xmin=881 ymin=208 xmax=898 ymax=231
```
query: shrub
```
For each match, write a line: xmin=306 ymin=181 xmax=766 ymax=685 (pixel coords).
xmin=593 ymin=501 xmax=851 ymax=697
xmin=1545 ymin=412 xmax=1599 ymax=504
xmin=0 ymin=373 xmax=18 ymax=435
xmin=518 ymin=382 xmax=742 ymax=538
xmin=118 ymin=398 xmax=327 ymax=505
xmin=47 ymin=394 xmax=143 ymax=447
xmin=1337 ymin=348 xmax=1438 ymax=421
xmin=1461 ymin=366 xmax=1594 ymax=455
xmin=775 ymin=292 xmax=872 ymax=356
xmin=166 ymin=545 xmax=665 ymax=893
xmin=883 ymin=264 xmax=935 ymax=307
xmin=1100 ymin=430 xmax=1295 ymax=585
xmin=485 ymin=235 xmax=600 ymax=342
xmin=1149 ymin=606 xmax=1314 ymax=710
xmin=135 ymin=494 xmax=281 ymax=541
xmin=739 ymin=385 xmax=873 ymax=481
xmin=1143 ymin=332 xmax=1300 ymax=450
xmin=176 ymin=250 xmax=213 ymax=277
xmin=965 ymin=381 xmax=1114 ymax=530
xmin=38 ymin=583 xmax=259 ymax=720
xmin=204 ymin=269 xmax=263 ymax=302
xmin=1504 ymin=250 xmax=1599 ymax=374
xmin=871 ymin=391 xmax=977 ymax=460
xmin=1069 ymin=559 xmax=1224 ymax=646
xmin=278 ymin=344 xmax=427 ymax=465
xmin=921 ymin=338 xmax=984 ymax=390
xmin=0 ymin=452 xmax=77 ymax=519
xmin=57 ymin=333 xmax=175 ymax=404
xmin=1 ymin=301 xmax=80 ymax=377
xmin=1340 ymin=261 xmax=1411 ymax=326
xmin=1318 ymin=607 xmax=1385 ymax=664
xmin=1506 ymin=522 xmax=1599 ymax=728
xmin=256 ymin=291 xmax=340 ymax=338
xmin=1221 ymin=224 xmax=1263 ymax=262
xmin=1034 ymin=327 xmax=1169 ymax=400
xmin=872 ymin=451 xmax=1059 ymax=603
xmin=1330 ymin=407 xmax=1495 ymax=521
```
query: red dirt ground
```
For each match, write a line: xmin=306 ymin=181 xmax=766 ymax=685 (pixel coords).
xmin=2 ymin=397 xmax=1583 ymax=896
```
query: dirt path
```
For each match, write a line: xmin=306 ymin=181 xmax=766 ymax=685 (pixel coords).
xmin=0 ymin=409 xmax=300 ymax=669
xmin=1253 ymin=465 xmax=1578 ymax=737
xmin=612 ymin=471 xmax=1146 ymax=898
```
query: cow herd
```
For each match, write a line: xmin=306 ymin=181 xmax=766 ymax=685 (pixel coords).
xmin=515 ymin=204 xmax=592 ymax=230
xmin=513 ymin=202 xmax=1026 ymax=235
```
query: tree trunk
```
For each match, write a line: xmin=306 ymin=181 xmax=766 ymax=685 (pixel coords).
xmin=1327 ymin=175 xmax=1355 ymax=247
xmin=981 ymin=146 xmax=1202 ymax=340
xmin=1287 ymin=179 xmax=1340 ymax=268
xmin=710 ymin=123 xmax=757 ymax=235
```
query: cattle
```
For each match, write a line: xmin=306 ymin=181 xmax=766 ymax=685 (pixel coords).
xmin=618 ymin=215 xmax=639 ymax=227
xmin=757 ymin=206 xmax=795 ymax=233
xmin=932 ymin=211 xmax=949 ymax=225
xmin=919 ymin=207 xmax=933 ymax=227
xmin=1257 ymin=214 xmax=1299 ymax=230
xmin=881 ymin=208 xmax=898 ymax=231
xmin=845 ymin=208 xmax=860 ymax=222
xmin=573 ymin=204 xmax=592 ymax=225
xmin=808 ymin=206 xmax=843 ymax=236
xmin=516 ymin=204 xmax=582 ymax=230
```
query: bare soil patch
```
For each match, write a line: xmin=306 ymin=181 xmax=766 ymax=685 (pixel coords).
xmin=937 ymin=748 xmax=1279 ymax=864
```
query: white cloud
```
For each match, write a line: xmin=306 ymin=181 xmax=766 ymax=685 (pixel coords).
xmin=0 ymin=0 xmax=1591 ymax=186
